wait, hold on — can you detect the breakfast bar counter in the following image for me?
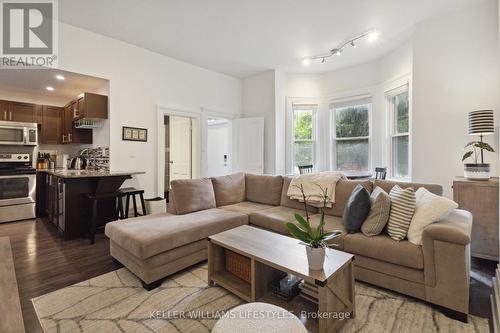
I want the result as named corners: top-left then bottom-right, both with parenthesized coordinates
top-left (38, 169), bottom-right (145, 178)
top-left (36, 170), bottom-right (145, 240)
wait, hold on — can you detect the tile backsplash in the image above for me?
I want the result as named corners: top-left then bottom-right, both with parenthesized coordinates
top-left (79, 147), bottom-right (109, 171)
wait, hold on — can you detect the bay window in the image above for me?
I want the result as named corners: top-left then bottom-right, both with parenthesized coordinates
top-left (331, 99), bottom-right (371, 172)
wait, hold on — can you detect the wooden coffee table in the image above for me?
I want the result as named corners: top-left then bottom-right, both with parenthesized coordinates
top-left (208, 225), bottom-right (355, 333)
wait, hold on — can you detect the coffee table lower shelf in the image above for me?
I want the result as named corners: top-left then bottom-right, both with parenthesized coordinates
top-left (208, 238), bottom-right (355, 333)
top-left (210, 270), bottom-right (252, 301)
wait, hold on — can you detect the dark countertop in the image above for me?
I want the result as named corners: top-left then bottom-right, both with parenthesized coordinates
top-left (37, 169), bottom-right (145, 179)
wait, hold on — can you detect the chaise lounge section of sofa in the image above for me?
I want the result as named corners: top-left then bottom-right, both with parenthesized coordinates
top-left (105, 172), bottom-right (472, 317)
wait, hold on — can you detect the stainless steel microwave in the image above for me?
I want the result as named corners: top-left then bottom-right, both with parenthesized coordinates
top-left (0, 121), bottom-right (37, 146)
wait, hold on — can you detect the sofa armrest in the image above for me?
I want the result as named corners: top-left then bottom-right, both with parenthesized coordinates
top-left (422, 209), bottom-right (472, 246)
top-left (422, 209), bottom-right (472, 314)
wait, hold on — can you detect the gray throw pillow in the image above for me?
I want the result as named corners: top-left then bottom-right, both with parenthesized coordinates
top-left (342, 184), bottom-right (371, 233)
top-left (361, 186), bottom-right (391, 236)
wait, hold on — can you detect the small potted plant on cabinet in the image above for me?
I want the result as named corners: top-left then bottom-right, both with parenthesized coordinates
top-left (462, 141), bottom-right (495, 180)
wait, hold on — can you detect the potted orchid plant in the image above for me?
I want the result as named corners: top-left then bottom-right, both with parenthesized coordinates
top-left (285, 184), bottom-right (342, 270)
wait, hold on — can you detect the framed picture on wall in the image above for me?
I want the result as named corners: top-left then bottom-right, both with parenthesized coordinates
top-left (122, 126), bottom-right (148, 142)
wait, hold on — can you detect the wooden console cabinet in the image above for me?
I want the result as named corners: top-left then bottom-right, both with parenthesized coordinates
top-left (453, 177), bottom-right (499, 261)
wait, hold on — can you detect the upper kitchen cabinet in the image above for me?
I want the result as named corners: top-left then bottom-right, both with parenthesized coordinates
top-left (62, 102), bottom-right (92, 144)
top-left (10, 102), bottom-right (36, 122)
top-left (73, 93), bottom-right (108, 121)
top-left (0, 100), bottom-right (9, 121)
top-left (0, 100), bottom-right (35, 122)
top-left (40, 105), bottom-right (62, 144)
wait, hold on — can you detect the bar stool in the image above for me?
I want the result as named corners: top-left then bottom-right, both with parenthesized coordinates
top-left (87, 192), bottom-right (123, 244)
top-left (117, 187), bottom-right (146, 219)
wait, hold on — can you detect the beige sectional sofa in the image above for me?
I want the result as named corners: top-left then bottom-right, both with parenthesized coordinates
top-left (105, 173), bottom-right (472, 318)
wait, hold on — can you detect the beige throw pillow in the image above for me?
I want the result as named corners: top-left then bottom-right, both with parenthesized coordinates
top-left (387, 185), bottom-right (416, 241)
top-left (361, 186), bottom-right (391, 236)
top-left (407, 187), bottom-right (458, 245)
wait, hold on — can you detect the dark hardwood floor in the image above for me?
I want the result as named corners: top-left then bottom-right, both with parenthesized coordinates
top-left (0, 218), bottom-right (121, 333)
top-left (0, 218), bottom-right (496, 332)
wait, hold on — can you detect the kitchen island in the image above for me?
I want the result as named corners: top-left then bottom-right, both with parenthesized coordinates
top-left (36, 170), bottom-right (145, 240)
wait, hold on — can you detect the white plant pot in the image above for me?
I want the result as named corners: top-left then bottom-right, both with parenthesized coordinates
top-left (306, 246), bottom-right (325, 270)
top-left (464, 163), bottom-right (491, 180)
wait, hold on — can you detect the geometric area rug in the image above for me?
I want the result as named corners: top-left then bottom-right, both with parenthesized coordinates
top-left (32, 263), bottom-right (489, 333)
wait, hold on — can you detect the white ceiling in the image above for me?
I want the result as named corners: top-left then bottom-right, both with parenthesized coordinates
top-left (59, 0), bottom-right (485, 78)
top-left (0, 69), bottom-right (108, 101)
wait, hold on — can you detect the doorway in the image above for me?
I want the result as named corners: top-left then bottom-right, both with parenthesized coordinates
top-left (206, 117), bottom-right (231, 177)
top-left (164, 115), bottom-right (193, 198)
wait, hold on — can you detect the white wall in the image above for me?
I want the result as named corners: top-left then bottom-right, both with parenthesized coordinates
top-left (242, 70), bottom-right (276, 174)
top-left (57, 23), bottom-right (242, 197)
top-left (412, 0), bottom-right (499, 197)
top-left (274, 70), bottom-right (287, 175)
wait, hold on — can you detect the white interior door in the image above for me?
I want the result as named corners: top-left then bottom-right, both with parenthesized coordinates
top-left (169, 116), bottom-right (192, 181)
top-left (232, 117), bottom-right (264, 174)
top-left (206, 119), bottom-right (231, 177)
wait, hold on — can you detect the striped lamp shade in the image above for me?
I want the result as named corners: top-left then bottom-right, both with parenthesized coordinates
top-left (468, 110), bottom-right (495, 135)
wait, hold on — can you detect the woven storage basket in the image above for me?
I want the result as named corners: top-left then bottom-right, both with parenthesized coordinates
top-left (225, 250), bottom-right (251, 283)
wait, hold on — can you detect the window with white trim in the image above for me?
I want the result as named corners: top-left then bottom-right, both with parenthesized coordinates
top-left (387, 85), bottom-right (410, 179)
top-left (331, 98), bottom-right (371, 172)
top-left (292, 104), bottom-right (316, 173)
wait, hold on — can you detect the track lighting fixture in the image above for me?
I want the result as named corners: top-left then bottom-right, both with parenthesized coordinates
top-left (302, 29), bottom-right (379, 65)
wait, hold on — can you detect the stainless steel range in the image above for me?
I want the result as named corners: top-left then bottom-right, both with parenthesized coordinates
top-left (0, 153), bottom-right (36, 223)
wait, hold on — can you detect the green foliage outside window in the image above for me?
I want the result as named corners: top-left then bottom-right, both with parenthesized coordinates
top-left (335, 106), bottom-right (369, 138)
top-left (395, 92), bottom-right (409, 133)
top-left (293, 109), bottom-right (314, 168)
top-left (294, 110), bottom-right (312, 140)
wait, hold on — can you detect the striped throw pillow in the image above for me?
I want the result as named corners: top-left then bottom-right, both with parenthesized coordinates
top-left (387, 185), bottom-right (416, 241)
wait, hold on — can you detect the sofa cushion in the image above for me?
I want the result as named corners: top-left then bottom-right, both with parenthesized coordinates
top-left (105, 209), bottom-right (248, 260)
top-left (374, 179), bottom-right (443, 196)
top-left (280, 176), bottom-right (318, 213)
top-left (323, 180), bottom-right (373, 217)
top-left (212, 173), bottom-right (246, 207)
top-left (170, 178), bottom-right (216, 214)
top-left (361, 186), bottom-right (391, 236)
top-left (343, 233), bottom-right (424, 269)
top-left (342, 184), bottom-right (371, 233)
top-left (245, 174), bottom-right (283, 206)
top-left (219, 201), bottom-right (274, 215)
top-left (249, 206), bottom-right (306, 234)
top-left (308, 214), bottom-right (346, 249)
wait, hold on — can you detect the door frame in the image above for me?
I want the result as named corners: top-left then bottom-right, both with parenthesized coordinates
top-left (156, 105), bottom-right (201, 197)
top-left (202, 107), bottom-right (236, 177)
top-left (156, 105), bottom-right (238, 197)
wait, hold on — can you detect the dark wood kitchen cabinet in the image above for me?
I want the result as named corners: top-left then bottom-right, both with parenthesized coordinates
top-left (73, 93), bottom-right (108, 120)
top-left (0, 100), bottom-right (35, 122)
top-left (62, 101), bottom-right (92, 144)
top-left (0, 100), bottom-right (9, 121)
top-left (10, 102), bottom-right (35, 122)
top-left (40, 105), bottom-right (62, 144)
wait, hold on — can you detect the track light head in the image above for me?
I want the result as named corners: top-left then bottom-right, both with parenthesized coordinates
top-left (367, 30), bottom-right (380, 42)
